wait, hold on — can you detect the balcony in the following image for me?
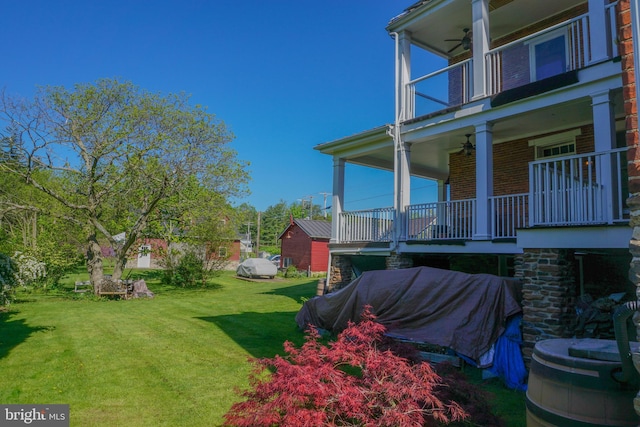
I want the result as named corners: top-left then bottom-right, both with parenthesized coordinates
top-left (405, 4), bottom-right (619, 120)
top-left (335, 149), bottom-right (627, 244)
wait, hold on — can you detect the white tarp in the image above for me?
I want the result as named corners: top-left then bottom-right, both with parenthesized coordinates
top-left (236, 258), bottom-right (277, 278)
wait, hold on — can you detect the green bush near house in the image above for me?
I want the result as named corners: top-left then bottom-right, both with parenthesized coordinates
top-left (0, 270), bottom-right (526, 426)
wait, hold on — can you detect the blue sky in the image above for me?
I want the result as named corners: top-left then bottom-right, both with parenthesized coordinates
top-left (1, 0), bottom-right (436, 212)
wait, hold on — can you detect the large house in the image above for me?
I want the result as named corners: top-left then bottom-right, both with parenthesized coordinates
top-left (315, 0), bottom-right (640, 363)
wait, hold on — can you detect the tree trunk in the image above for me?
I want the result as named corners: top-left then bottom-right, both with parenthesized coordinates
top-left (111, 251), bottom-right (127, 283)
top-left (86, 232), bottom-right (104, 295)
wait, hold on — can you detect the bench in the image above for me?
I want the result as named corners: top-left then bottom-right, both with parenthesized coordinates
top-left (97, 279), bottom-right (129, 299)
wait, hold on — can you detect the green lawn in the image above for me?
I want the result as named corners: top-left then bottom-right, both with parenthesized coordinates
top-left (0, 270), bottom-right (526, 426)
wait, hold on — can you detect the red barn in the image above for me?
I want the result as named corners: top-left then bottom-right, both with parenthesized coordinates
top-left (279, 219), bottom-right (331, 273)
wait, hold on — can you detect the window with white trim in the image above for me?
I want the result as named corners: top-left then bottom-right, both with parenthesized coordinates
top-left (529, 129), bottom-right (581, 159)
top-left (528, 29), bottom-right (568, 82)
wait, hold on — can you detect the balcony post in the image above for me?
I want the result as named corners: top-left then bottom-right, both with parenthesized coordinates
top-left (471, 0), bottom-right (489, 100)
top-left (396, 30), bottom-right (412, 120)
top-left (437, 179), bottom-right (447, 202)
top-left (394, 139), bottom-right (411, 242)
top-left (592, 90), bottom-right (616, 223)
top-left (331, 157), bottom-right (345, 243)
top-left (474, 122), bottom-right (493, 240)
top-left (588, 0), bottom-right (610, 64)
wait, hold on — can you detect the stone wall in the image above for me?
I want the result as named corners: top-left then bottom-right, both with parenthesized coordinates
top-left (327, 255), bottom-right (353, 293)
top-left (385, 253), bottom-right (414, 270)
top-left (515, 249), bottom-right (576, 364)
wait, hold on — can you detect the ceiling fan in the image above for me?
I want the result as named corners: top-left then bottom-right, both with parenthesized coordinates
top-left (445, 28), bottom-right (472, 54)
top-left (458, 134), bottom-right (475, 156)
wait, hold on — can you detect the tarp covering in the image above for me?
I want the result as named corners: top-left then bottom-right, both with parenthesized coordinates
top-left (295, 266), bottom-right (522, 364)
top-left (236, 258), bottom-right (277, 278)
top-left (487, 314), bottom-right (528, 390)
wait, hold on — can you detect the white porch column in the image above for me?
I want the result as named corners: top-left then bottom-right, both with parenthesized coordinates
top-left (592, 90), bottom-right (616, 152)
top-left (331, 157), bottom-right (345, 243)
top-left (394, 139), bottom-right (411, 242)
top-left (588, 0), bottom-right (610, 64)
top-left (591, 90), bottom-right (616, 223)
top-left (437, 179), bottom-right (447, 202)
top-left (396, 31), bottom-right (413, 121)
top-left (474, 122), bottom-right (493, 240)
top-left (471, 0), bottom-right (490, 100)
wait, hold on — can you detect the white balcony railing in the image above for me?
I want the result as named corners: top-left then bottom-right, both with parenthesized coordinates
top-left (335, 149), bottom-right (627, 244)
top-left (338, 207), bottom-right (395, 243)
top-left (406, 59), bottom-right (472, 119)
top-left (406, 199), bottom-right (475, 240)
top-left (404, 5), bottom-right (618, 119)
top-left (529, 148), bottom-right (628, 226)
top-left (490, 193), bottom-right (529, 239)
top-left (486, 14), bottom-right (590, 96)
top-left (606, 1), bottom-right (620, 58)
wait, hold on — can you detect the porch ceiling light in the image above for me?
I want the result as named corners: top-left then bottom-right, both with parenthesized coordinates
top-left (461, 134), bottom-right (475, 156)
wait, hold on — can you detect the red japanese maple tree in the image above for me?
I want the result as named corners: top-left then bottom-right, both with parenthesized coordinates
top-left (224, 307), bottom-right (469, 427)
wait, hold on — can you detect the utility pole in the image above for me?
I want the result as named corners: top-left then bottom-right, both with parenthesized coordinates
top-left (256, 211), bottom-right (261, 256)
top-left (245, 221), bottom-right (252, 256)
top-left (319, 192), bottom-right (330, 218)
top-left (298, 197), bottom-right (308, 219)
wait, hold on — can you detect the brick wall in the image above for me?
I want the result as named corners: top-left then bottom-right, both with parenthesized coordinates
top-left (449, 125), bottom-right (594, 201)
top-left (619, 0), bottom-right (640, 310)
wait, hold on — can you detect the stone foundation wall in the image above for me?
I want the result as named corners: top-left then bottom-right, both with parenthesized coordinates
top-left (515, 249), bottom-right (576, 364)
top-left (327, 255), bottom-right (353, 293)
top-left (385, 253), bottom-right (414, 270)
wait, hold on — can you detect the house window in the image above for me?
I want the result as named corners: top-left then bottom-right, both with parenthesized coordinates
top-left (529, 128), bottom-right (581, 159)
top-left (218, 246), bottom-right (227, 258)
top-left (540, 142), bottom-right (575, 158)
top-left (529, 30), bottom-right (567, 82)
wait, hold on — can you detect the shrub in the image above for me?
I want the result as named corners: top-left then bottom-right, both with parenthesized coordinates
top-left (12, 251), bottom-right (46, 287)
top-left (0, 253), bottom-right (16, 306)
top-left (283, 265), bottom-right (302, 278)
top-left (224, 307), bottom-right (468, 427)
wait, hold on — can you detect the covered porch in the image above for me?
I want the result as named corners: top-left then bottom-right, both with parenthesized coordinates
top-left (335, 147), bottom-right (628, 245)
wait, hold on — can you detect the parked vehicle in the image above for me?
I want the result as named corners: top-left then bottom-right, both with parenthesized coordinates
top-left (269, 254), bottom-right (281, 267)
top-left (236, 258), bottom-right (277, 279)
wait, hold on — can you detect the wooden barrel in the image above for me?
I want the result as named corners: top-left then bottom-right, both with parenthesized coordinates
top-left (526, 338), bottom-right (639, 426)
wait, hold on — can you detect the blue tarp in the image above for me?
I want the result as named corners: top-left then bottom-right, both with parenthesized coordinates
top-left (487, 314), bottom-right (528, 391)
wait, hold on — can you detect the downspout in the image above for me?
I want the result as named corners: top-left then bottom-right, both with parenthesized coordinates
top-left (613, 300), bottom-right (640, 384)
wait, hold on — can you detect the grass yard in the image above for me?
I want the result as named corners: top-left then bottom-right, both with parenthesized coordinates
top-left (0, 270), bottom-right (526, 426)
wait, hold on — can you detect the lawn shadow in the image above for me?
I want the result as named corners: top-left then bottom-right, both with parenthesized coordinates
top-left (260, 280), bottom-right (319, 304)
top-left (197, 311), bottom-right (306, 359)
top-left (0, 310), bottom-right (55, 360)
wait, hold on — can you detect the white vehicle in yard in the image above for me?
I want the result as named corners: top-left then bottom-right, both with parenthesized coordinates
top-left (236, 258), bottom-right (277, 279)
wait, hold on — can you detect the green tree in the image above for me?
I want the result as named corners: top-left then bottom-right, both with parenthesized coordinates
top-left (0, 79), bottom-right (248, 291)
top-left (259, 200), bottom-right (290, 250)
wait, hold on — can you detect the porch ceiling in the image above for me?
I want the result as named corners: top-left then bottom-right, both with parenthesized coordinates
top-left (388, 0), bottom-right (584, 58)
top-left (315, 91), bottom-right (625, 182)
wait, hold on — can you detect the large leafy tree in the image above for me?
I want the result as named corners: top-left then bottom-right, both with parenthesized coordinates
top-left (0, 79), bottom-right (248, 290)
